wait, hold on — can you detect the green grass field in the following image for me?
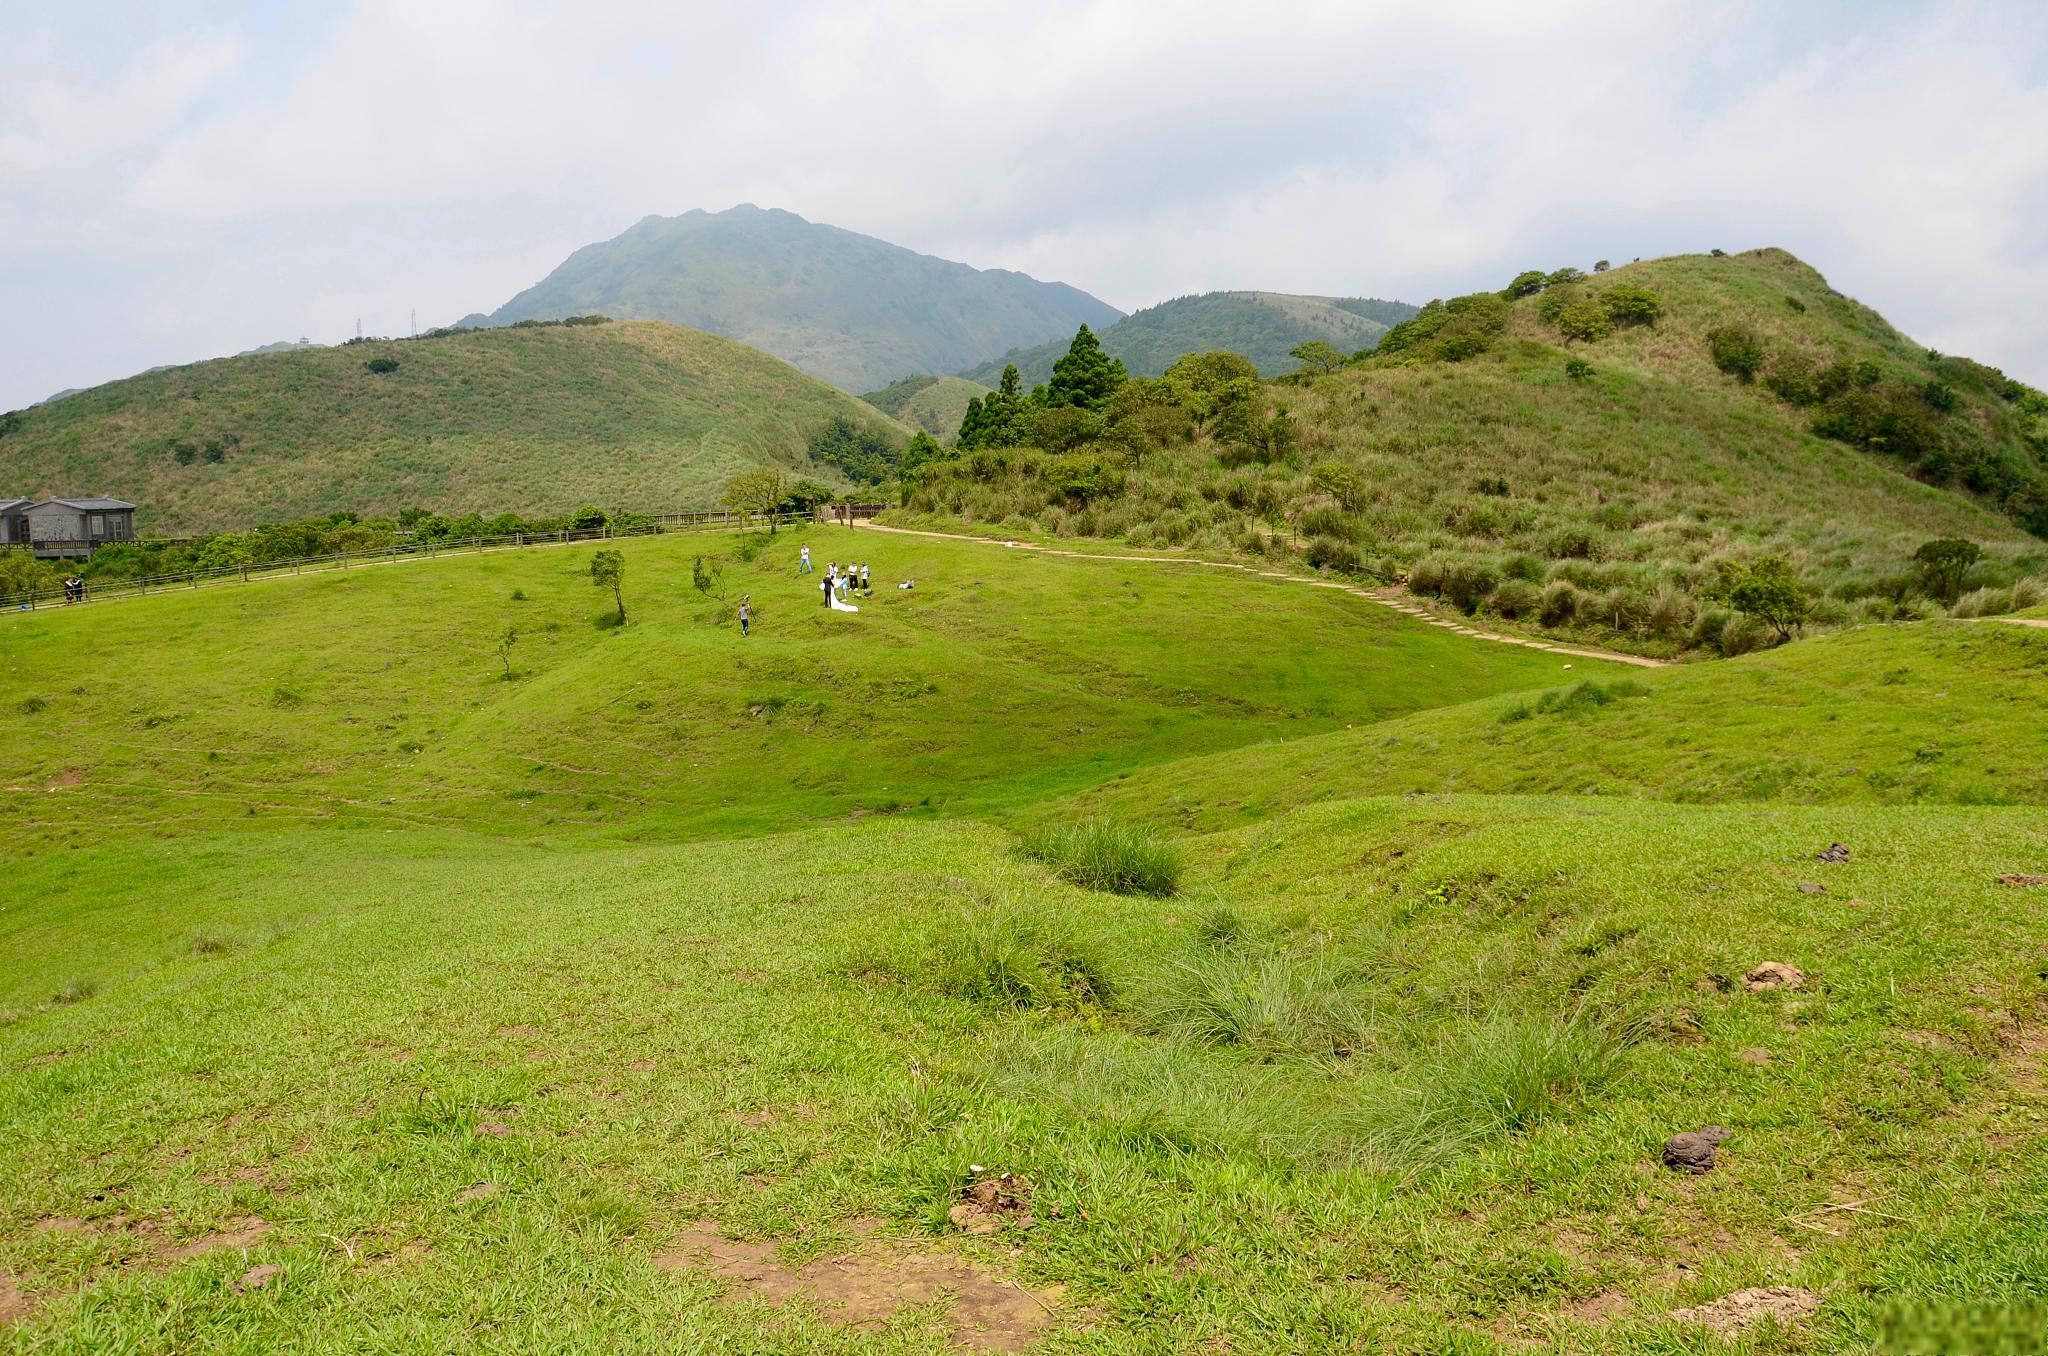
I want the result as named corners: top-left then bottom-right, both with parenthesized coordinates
top-left (3, 528), bottom-right (2045, 1353)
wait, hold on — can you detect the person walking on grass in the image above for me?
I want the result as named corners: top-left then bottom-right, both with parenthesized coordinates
top-left (799, 544), bottom-right (812, 575)
top-left (739, 596), bottom-right (751, 637)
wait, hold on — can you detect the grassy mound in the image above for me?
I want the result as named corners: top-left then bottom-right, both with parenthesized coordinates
top-left (2, 522), bottom-right (2044, 1350)
top-left (0, 322), bottom-right (906, 532)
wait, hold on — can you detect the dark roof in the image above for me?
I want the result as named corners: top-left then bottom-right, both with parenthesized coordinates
top-left (43, 497), bottom-right (136, 511)
top-left (0, 499), bottom-right (31, 512)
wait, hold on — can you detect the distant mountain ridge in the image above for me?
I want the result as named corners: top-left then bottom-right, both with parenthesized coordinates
top-left (960, 291), bottom-right (1421, 387)
top-left (474, 205), bottom-right (1123, 393)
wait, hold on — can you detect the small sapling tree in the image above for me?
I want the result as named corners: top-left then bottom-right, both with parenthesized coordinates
top-left (498, 626), bottom-right (519, 680)
top-left (723, 466), bottom-right (792, 532)
top-left (1714, 555), bottom-right (1812, 643)
top-left (590, 549), bottom-right (626, 624)
top-left (1289, 340), bottom-right (1348, 374)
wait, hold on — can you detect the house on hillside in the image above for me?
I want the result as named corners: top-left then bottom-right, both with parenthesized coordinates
top-left (5, 497), bottom-right (138, 558)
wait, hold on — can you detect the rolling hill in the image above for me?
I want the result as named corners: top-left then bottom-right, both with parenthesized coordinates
top-left (3, 527), bottom-right (2045, 1351)
top-left (906, 248), bottom-right (2047, 654)
top-left (474, 205), bottom-right (1122, 392)
top-left (0, 320), bottom-right (908, 533)
top-left (960, 290), bottom-right (1420, 386)
top-left (859, 374), bottom-right (993, 441)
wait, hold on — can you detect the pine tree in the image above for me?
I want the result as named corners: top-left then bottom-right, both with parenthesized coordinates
top-left (1045, 324), bottom-right (1128, 411)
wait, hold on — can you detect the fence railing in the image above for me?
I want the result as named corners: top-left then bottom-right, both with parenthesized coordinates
top-left (2, 508), bottom-right (813, 613)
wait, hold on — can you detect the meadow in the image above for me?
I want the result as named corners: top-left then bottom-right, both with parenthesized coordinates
top-left (2, 527), bottom-right (2045, 1353)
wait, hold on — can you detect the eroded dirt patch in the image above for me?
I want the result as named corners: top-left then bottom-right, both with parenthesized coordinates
top-left (1669, 1286), bottom-right (1819, 1334)
top-left (656, 1219), bottom-right (1058, 1351)
top-left (0, 1273), bottom-right (31, 1325)
top-left (163, 1217), bottom-right (270, 1261)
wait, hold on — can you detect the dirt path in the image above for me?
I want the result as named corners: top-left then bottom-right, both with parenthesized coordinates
top-left (1994, 617), bottom-right (2048, 628)
top-left (847, 521), bottom-right (1668, 668)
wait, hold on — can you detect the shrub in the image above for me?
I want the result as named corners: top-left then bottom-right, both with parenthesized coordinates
top-left (1296, 505), bottom-right (1355, 539)
top-left (1538, 579), bottom-right (1582, 626)
top-left (1913, 538), bottom-right (1982, 603)
top-left (1502, 270), bottom-right (1549, 299)
top-left (1439, 560), bottom-right (1499, 613)
top-left (1707, 325), bottom-right (1766, 380)
top-left (1564, 359), bottom-right (1594, 382)
top-left (1406, 554), bottom-right (1448, 596)
top-left (1923, 380), bottom-right (1959, 413)
top-left (1019, 819), bottom-right (1182, 897)
top-left (1490, 578), bottom-right (1542, 618)
top-left (52, 977), bottom-right (98, 1004)
top-left (364, 357), bottom-right (399, 374)
top-left (1712, 555), bottom-right (1814, 642)
top-left (1554, 301), bottom-right (1611, 344)
top-left (1309, 462), bottom-right (1371, 511)
top-left (2013, 577), bottom-right (2046, 610)
top-left (1305, 536), bottom-right (1362, 574)
top-left (1599, 283), bottom-right (1663, 327)
top-left (1151, 943), bottom-right (1367, 1060)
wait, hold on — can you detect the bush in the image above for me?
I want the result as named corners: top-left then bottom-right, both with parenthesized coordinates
top-left (1019, 819), bottom-right (1182, 897)
top-left (1440, 560), bottom-right (1499, 613)
top-left (1554, 301), bottom-right (1611, 344)
top-left (1490, 578), bottom-right (1542, 618)
top-left (1564, 359), bottom-right (1594, 382)
top-left (1306, 535), bottom-right (1362, 574)
top-left (1707, 325), bottom-right (1766, 380)
top-left (1953, 585), bottom-right (2015, 619)
top-left (364, 357), bottom-right (399, 374)
top-left (1538, 579), bottom-right (1582, 626)
top-left (1599, 283), bottom-right (1663, 327)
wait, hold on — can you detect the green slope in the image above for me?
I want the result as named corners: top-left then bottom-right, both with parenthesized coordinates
top-left (3, 531), bottom-right (2046, 1351)
top-left (861, 374), bottom-right (992, 441)
top-left (0, 321), bottom-right (908, 533)
top-left (482, 205), bottom-right (1123, 392)
top-left (907, 249), bottom-right (2046, 653)
top-left (961, 290), bottom-right (1421, 386)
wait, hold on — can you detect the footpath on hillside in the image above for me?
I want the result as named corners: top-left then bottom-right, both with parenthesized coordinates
top-left (848, 520), bottom-right (1668, 669)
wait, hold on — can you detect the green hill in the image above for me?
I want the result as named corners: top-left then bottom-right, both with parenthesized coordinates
top-left (0, 320), bottom-right (908, 533)
top-left (961, 291), bottom-right (1420, 386)
top-left (860, 374), bottom-right (993, 441)
top-left (3, 531), bottom-right (2045, 1351)
top-left (479, 205), bottom-right (1123, 392)
top-left (906, 249), bottom-right (2047, 654)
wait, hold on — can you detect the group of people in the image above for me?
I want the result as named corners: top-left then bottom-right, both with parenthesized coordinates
top-left (798, 543), bottom-right (870, 608)
top-left (62, 577), bottom-right (86, 603)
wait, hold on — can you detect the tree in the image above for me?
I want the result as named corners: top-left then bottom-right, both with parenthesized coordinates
top-left (780, 478), bottom-right (834, 517)
top-left (1593, 259), bottom-right (1611, 273)
top-left (570, 504), bottom-right (608, 532)
top-left (897, 432), bottom-right (945, 480)
top-left (959, 365), bottom-right (1030, 448)
top-left (1554, 301), bottom-right (1611, 345)
top-left (1289, 340), bottom-right (1348, 374)
top-left (1309, 462), bottom-right (1369, 511)
top-left (1045, 324), bottom-right (1127, 410)
top-left (1713, 556), bottom-right (1812, 643)
top-left (1162, 350), bottom-right (1260, 431)
top-left (1912, 538), bottom-right (1981, 603)
top-left (589, 549), bottom-right (626, 623)
top-left (723, 465), bottom-right (793, 532)
top-left (1599, 283), bottom-right (1664, 327)
top-left (1502, 270), bottom-right (1548, 300)
top-left (498, 626), bottom-right (519, 680)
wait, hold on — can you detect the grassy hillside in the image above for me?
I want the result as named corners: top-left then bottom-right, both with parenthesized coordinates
top-left (860, 374), bottom-right (992, 441)
top-left (906, 249), bottom-right (2047, 655)
top-left (963, 291), bottom-right (1420, 387)
top-left (483, 205), bottom-right (1122, 392)
top-left (0, 321), bottom-right (908, 533)
top-left (2, 531), bottom-right (2045, 1352)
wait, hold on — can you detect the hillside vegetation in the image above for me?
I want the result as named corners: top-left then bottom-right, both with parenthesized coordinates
top-left (0, 321), bottom-right (906, 533)
top-left (3, 531), bottom-right (2046, 1352)
top-left (860, 374), bottom-right (992, 441)
top-left (477, 205), bottom-right (1122, 392)
top-left (962, 290), bottom-right (1418, 386)
top-left (904, 250), bottom-right (2048, 655)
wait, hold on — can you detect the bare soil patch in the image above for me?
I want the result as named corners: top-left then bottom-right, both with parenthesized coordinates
top-left (233, 1263), bottom-right (280, 1293)
top-left (1995, 873), bottom-right (2048, 887)
top-left (656, 1219), bottom-right (1058, 1351)
top-left (163, 1217), bottom-right (270, 1261)
top-left (949, 1172), bottom-right (1035, 1236)
top-left (1669, 1286), bottom-right (1819, 1334)
top-left (0, 1273), bottom-right (31, 1325)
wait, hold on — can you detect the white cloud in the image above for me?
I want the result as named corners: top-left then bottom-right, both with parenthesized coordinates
top-left (5, 0), bottom-right (2048, 409)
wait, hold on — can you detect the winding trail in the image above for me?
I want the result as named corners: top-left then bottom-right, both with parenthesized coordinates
top-left (847, 520), bottom-right (1668, 668)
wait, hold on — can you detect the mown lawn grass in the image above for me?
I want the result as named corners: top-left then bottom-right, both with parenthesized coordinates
top-left (2, 798), bottom-right (2044, 1352)
top-left (2, 526), bottom-right (2045, 1352)
top-left (0, 528), bottom-right (1595, 857)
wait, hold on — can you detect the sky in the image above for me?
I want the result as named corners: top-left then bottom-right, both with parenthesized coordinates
top-left (4, 0), bottom-right (2048, 409)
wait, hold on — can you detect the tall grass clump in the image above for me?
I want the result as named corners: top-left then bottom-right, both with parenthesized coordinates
top-left (926, 908), bottom-right (1116, 1015)
top-left (1151, 942), bottom-right (1368, 1061)
top-left (1347, 1006), bottom-right (1637, 1172)
top-left (1019, 818), bottom-right (1182, 897)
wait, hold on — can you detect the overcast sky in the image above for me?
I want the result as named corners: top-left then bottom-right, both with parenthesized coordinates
top-left (5, 0), bottom-right (2047, 409)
